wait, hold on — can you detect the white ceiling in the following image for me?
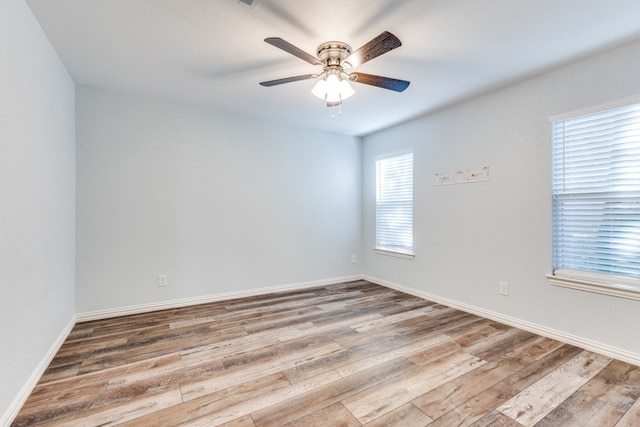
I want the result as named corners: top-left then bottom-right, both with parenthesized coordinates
top-left (26, 0), bottom-right (640, 136)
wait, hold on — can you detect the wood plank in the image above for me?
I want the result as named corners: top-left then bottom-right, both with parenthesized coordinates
top-left (182, 371), bottom-right (342, 426)
top-left (219, 332), bottom-right (338, 370)
top-left (616, 397), bottom-right (640, 427)
top-left (28, 388), bottom-right (183, 427)
top-left (342, 351), bottom-right (485, 424)
top-left (335, 334), bottom-right (451, 377)
top-left (251, 357), bottom-right (419, 427)
top-left (534, 389), bottom-right (624, 427)
top-left (275, 313), bottom-right (383, 342)
top-left (422, 382), bottom-right (520, 427)
top-left (462, 328), bottom-right (537, 362)
top-left (15, 354), bottom-right (189, 423)
top-left (118, 372), bottom-right (295, 426)
top-left (470, 410), bottom-right (525, 427)
top-left (181, 342), bottom-right (344, 401)
top-left (497, 351), bottom-right (612, 425)
top-left (411, 354), bottom-right (530, 419)
top-left (534, 360), bottom-right (640, 426)
top-left (413, 343), bottom-right (584, 426)
top-left (217, 415), bottom-right (256, 427)
top-left (280, 402), bottom-right (361, 427)
top-left (405, 337), bottom-right (466, 366)
top-left (333, 310), bottom-right (476, 353)
top-left (179, 329), bottom-right (285, 365)
top-left (281, 322), bottom-right (463, 384)
top-left (504, 335), bottom-right (566, 363)
top-left (579, 359), bottom-right (640, 407)
top-left (363, 402), bottom-right (432, 427)
top-left (350, 307), bottom-right (434, 332)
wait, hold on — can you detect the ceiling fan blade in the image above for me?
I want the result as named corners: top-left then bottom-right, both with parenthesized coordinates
top-left (344, 31), bottom-right (402, 68)
top-left (264, 37), bottom-right (323, 66)
top-left (259, 74), bottom-right (317, 87)
top-left (350, 72), bottom-right (410, 92)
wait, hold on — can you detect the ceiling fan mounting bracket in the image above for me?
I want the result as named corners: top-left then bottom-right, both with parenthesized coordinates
top-left (316, 41), bottom-right (352, 69)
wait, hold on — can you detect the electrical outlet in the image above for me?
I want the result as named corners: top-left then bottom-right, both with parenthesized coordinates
top-left (158, 274), bottom-right (168, 287)
top-left (351, 255), bottom-right (357, 264)
top-left (499, 281), bottom-right (509, 296)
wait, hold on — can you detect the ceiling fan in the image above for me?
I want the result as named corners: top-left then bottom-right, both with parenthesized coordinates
top-left (259, 31), bottom-right (410, 107)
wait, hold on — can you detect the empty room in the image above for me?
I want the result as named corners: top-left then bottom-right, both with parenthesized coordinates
top-left (2, 0), bottom-right (640, 425)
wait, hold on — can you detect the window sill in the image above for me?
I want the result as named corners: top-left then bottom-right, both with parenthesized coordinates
top-left (547, 274), bottom-right (640, 301)
top-left (373, 248), bottom-right (415, 260)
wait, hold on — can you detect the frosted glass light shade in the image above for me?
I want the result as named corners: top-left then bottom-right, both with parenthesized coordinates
top-left (338, 79), bottom-right (355, 100)
top-left (325, 74), bottom-right (341, 103)
top-left (311, 79), bottom-right (327, 99)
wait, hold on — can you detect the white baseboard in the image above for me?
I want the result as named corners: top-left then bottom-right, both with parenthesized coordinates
top-left (1, 316), bottom-right (76, 427)
top-left (75, 275), bottom-right (363, 322)
top-left (364, 275), bottom-right (640, 367)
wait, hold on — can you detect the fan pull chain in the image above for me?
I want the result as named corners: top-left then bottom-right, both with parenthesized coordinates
top-left (331, 101), bottom-right (342, 119)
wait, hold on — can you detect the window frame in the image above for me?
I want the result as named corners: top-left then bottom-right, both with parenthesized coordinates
top-left (548, 98), bottom-right (640, 300)
top-left (374, 151), bottom-right (415, 260)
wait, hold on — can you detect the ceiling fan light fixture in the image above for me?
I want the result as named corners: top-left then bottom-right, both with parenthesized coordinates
top-left (311, 72), bottom-right (355, 105)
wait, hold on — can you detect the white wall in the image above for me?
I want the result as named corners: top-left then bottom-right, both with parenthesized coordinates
top-left (0, 0), bottom-right (76, 421)
top-left (75, 86), bottom-right (362, 313)
top-left (362, 39), bottom-right (640, 356)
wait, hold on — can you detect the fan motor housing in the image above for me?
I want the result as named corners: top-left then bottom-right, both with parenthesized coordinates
top-left (316, 41), bottom-right (352, 68)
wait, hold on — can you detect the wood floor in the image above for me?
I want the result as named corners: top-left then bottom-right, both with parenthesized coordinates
top-left (12, 280), bottom-right (640, 426)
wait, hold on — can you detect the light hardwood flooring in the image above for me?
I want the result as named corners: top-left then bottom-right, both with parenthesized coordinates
top-left (12, 280), bottom-right (640, 426)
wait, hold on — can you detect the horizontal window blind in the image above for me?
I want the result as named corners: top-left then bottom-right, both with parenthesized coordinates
top-left (552, 102), bottom-right (640, 283)
top-left (376, 152), bottom-right (413, 254)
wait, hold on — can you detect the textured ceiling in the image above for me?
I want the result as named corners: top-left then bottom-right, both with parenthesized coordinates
top-left (26, 0), bottom-right (640, 136)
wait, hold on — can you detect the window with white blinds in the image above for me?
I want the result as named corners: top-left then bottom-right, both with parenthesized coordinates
top-left (551, 101), bottom-right (640, 292)
top-left (375, 152), bottom-right (414, 257)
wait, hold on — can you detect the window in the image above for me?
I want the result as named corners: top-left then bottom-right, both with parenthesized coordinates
top-left (549, 101), bottom-right (640, 298)
top-left (375, 152), bottom-right (414, 258)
